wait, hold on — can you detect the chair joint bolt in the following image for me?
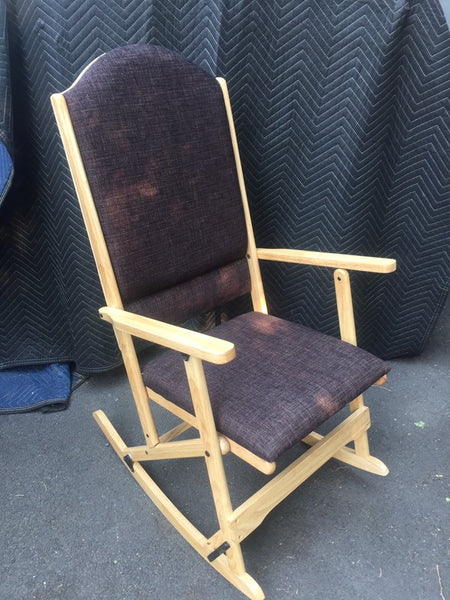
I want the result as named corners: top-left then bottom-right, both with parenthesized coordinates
top-left (207, 541), bottom-right (230, 562)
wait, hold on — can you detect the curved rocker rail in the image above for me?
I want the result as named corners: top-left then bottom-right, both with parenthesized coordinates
top-left (93, 403), bottom-right (381, 599)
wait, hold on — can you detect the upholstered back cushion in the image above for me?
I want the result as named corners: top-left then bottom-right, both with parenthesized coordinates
top-left (64, 45), bottom-right (250, 323)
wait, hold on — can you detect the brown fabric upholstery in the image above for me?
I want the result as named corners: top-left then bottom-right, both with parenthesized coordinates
top-left (126, 258), bottom-right (250, 326)
top-left (142, 312), bottom-right (390, 463)
top-left (64, 45), bottom-right (250, 322)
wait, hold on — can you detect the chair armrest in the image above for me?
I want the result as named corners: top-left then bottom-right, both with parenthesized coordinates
top-left (99, 307), bottom-right (235, 365)
top-left (256, 248), bottom-right (396, 273)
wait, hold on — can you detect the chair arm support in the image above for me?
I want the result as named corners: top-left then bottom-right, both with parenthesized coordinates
top-left (256, 248), bottom-right (396, 273)
top-left (99, 307), bottom-right (236, 365)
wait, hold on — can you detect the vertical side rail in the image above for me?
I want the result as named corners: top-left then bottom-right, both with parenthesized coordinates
top-left (217, 77), bottom-right (267, 315)
top-left (183, 356), bottom-right (246, 576)
top-left (334, 269), bottom-right (370, 457)
top-left (113, 328), bottom-right (160, 447)
top-left (51, 92), bottom-right (160, 448)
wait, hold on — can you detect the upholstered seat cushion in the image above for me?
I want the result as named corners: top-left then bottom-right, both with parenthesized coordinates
top-left (142, 312), bottom-right (390, 463)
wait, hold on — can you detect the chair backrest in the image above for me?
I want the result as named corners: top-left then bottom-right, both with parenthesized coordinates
top-left (62, 45), bottom-right (252, 324)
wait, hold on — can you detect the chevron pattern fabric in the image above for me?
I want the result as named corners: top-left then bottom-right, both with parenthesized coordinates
top-left (0, 0), bottom-right (449, 372)
top-left (0, 363), bottom-right (71, 413)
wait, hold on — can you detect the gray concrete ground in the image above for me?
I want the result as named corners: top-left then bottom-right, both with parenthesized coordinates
top-left (1, 299), bottom-right (448, 600)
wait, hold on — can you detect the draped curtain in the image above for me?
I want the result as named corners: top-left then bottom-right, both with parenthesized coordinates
top-left (1, 0), bottom-right (449, 373)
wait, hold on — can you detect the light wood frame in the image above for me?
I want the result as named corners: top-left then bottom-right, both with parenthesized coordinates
top-left (51, 65), bottom-right (396, 599)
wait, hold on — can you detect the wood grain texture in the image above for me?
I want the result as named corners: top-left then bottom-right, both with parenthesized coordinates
top-left (257, 248), bottom-right (396, 273)
top-left (99, 306), bottom-right (236, 365)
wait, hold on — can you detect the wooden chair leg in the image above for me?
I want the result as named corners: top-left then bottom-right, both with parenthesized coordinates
top-left (114, 328), bottom-right (159, 446)
top-left (183, 357), bottom-right (251, 578)
top-left (334, 268), bottom-right (373, 458)
top-left (93, 408), bottom-right (264, 599)
top-left (349, 394), bottom-right (370, 457)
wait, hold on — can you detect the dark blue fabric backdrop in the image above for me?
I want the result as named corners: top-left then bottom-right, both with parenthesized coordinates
top-left (0, 0), bottom-right (13, 204)
top-left (0, 0), bottom-right (449, 372)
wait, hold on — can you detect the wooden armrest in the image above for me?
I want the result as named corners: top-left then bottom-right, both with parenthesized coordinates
top-left (99, 307), bottom-right (235, 365)
top-left (256, 248), bottom-right (396, 273)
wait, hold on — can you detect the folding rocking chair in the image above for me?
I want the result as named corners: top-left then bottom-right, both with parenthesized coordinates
top-left (51, 44), bottom-right (396, 599)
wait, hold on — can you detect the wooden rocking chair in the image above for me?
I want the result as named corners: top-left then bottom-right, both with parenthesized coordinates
top-left (51, 44), bottom-right (396, 599)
